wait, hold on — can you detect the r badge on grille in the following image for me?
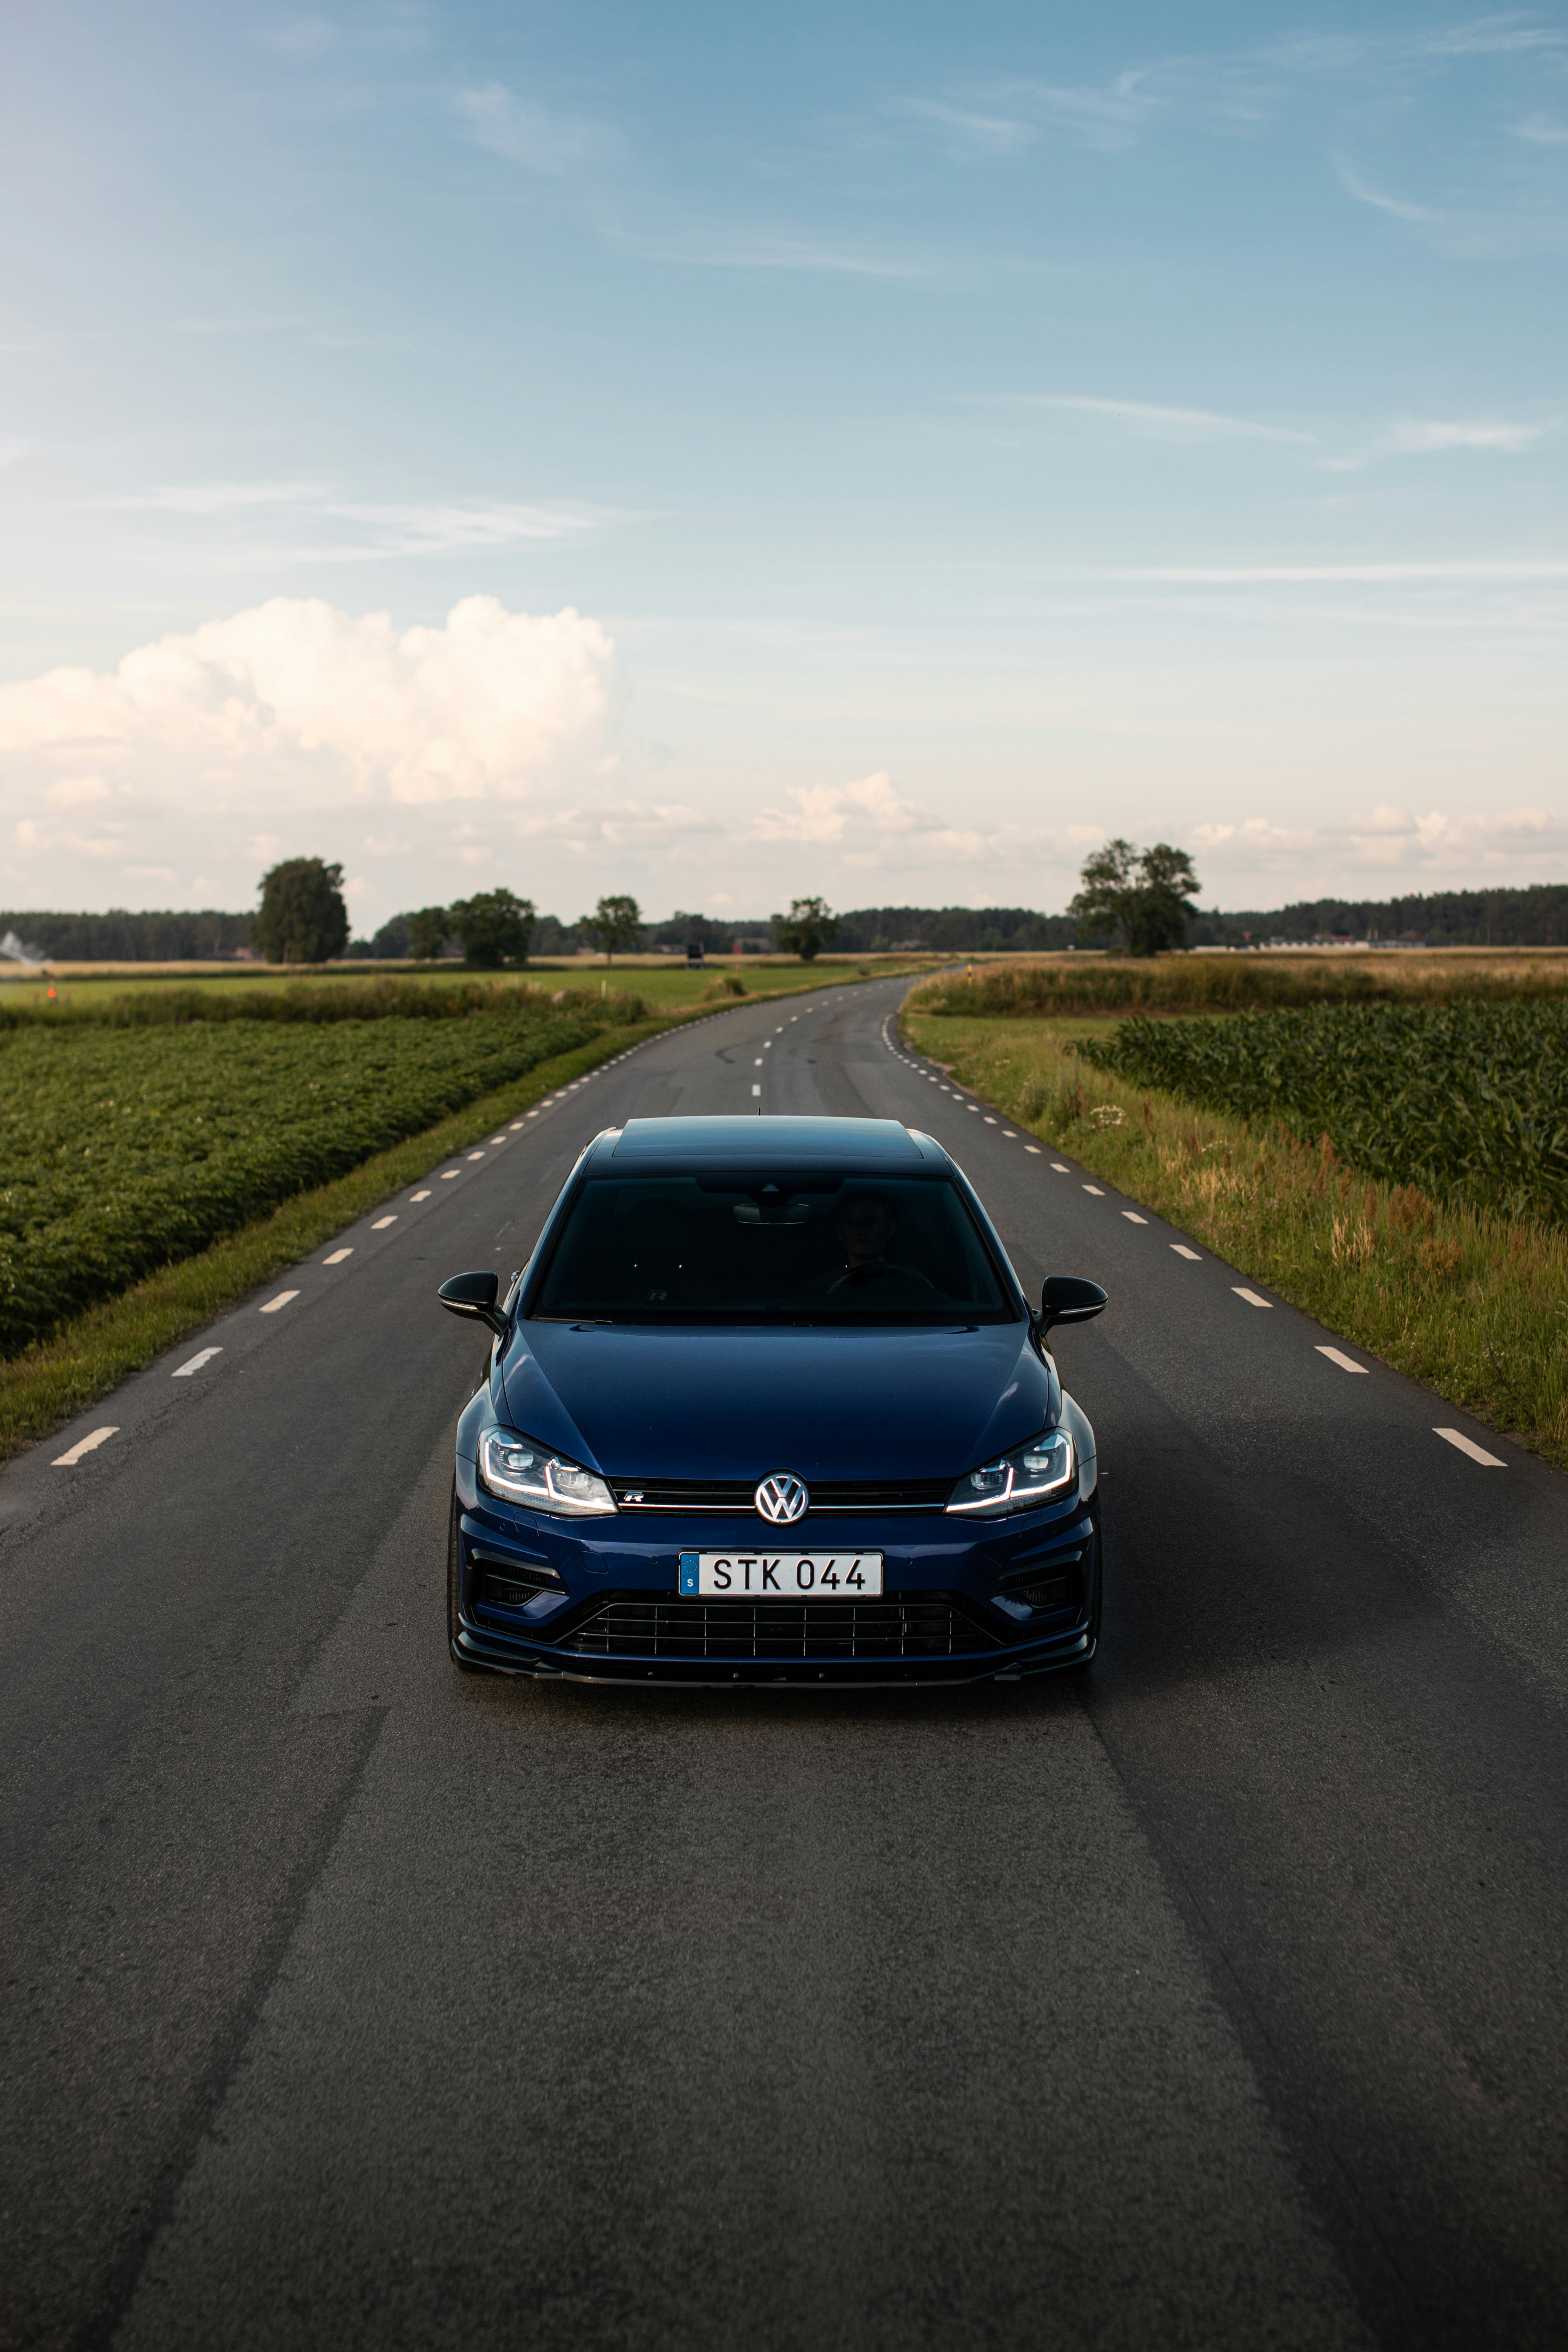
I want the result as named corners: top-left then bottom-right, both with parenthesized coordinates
top-left (754, 1472), bottom-right (809, 1524)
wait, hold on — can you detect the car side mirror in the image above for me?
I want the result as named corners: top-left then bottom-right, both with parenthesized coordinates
top-left (1040, 1275), bottom-right (1107, 1332)
top-left (438, 1270), bottom-right (509, 1340)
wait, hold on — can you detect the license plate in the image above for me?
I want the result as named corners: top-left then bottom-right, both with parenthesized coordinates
top-left (678, 1551), bottom-right (884, 1598)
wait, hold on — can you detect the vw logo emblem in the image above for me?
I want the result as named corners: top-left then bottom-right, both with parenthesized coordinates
top-left (755, 1472), bottom-right (809, 1525)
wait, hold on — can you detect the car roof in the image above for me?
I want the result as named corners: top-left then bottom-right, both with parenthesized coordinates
top-left (595, 1116), bottom-right (947, 1172)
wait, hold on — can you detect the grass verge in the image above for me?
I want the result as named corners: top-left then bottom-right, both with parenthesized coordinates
top-left (905, 1010), bottom-right (1568, 1475)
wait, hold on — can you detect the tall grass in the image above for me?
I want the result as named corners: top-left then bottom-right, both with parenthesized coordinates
top-left (910, 953), bottom-right (1568, 1020)
top-left (0, 976), bottom-right (647, 1030)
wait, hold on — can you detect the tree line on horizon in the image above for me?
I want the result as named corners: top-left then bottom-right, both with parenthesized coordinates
top-left (7, 871), bottom-right (1568, 965)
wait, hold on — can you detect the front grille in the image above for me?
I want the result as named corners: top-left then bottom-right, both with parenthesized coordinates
top-left (607, 1477), bottom-right (952, 1514)
top-left (557, 1596), bottom-right (1000, 1661)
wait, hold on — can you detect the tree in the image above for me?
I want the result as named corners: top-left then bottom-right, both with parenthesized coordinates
top-left (251, 858), bottom-right (349, 964)
top-left (406, 906), bottom-right (450, 962)
top-left (581, 894), bottom-right (643, 963)
top-left (772, 895), bottom-right (836, 962)
top-left (448, 888), bottom-right (535, 969)
top-left (1069, 839), bottom-right (1199, 958)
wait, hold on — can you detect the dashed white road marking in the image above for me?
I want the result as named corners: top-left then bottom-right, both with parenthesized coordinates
top-left (967, 1104), bottom-right (980, 1112)
top-left (527, 1109), bottom-right (539, 1118)
top-left (752, 1083), bottom-right (761, 1097)
top-left (1171, 1244), bottom-right (1201, 1261)
top-left (489, 1135), bottom-right (507, 1145)
top-left (755, 1058), bottom-right (763, 1066)
top-left (1024, 1145), bottom-right (1041, 1155)
top-left (508, 1121), bottom-right (525, 1130)
top-left (1435, 1427), bottom-right (1506, 1467)
top-left (1083, 1185), bottom-right (1104, 1197)
top-left (260, 1290), bottom-right (300, 1314)
top-left (984, 1116), bottom-right (997, 1125)
top-left (1233, 1288), bottom-right (1273, 1309)
top-left (410, 1189), bottom-right (432, 1202)
top-left (441, 1170), bottom-right (461, 1180)
top-left (323, 1248), bottom-right (354, 1265)
top-left (1051, 1162), bottom-right (1070, 1172)
top-left (172, 1348), bottom-right (221, 1378)
top-left (53, 1427), bottom-right (118, 1466)
top-left (466, 1150), bottom-right (486, 1161)
top-left (1122, 1211), bottom-right (1148, 1224)
top-left (1317, 1346), bottom-right (1369, 1375)
top-left (1002, 1129), bottom-right (1017, 1137)
top-left (372, 1216), bottom-right (396, 1231)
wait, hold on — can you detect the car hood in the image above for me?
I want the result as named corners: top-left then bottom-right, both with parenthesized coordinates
top-left (499, 1320), bottom-right (1054, 1481)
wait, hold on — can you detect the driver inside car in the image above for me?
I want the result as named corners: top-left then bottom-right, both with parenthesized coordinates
top-left (807, 1189), bottom-right (936, 1304)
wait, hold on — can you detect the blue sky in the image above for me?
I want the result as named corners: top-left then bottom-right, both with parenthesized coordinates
top-left (0, 3), bottom-right (1564, 930)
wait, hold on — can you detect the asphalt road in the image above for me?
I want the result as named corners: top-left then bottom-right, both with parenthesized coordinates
top-left (4, 976), bottom-right (1566, 2352)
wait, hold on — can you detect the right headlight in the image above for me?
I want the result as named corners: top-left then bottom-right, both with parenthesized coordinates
top-left (478, 1425), bottom-right (617, 1516)
top-left (945, 1428), bottom-right (1075, 1517)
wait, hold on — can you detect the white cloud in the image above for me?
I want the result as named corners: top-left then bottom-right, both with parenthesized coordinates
top-left (753, 771), bottom-right (1042, 870)
top-left (458, 84), bottom-right (620, 177)
top-left (887, 98), bottom-right (1035, 158)
top-left (1514, 114), bottom-right (1568, 144)
top-left (1384, 419), bottom-right (1544, 454)
top-left (965, 393), bottom-right (1311, 444)
top-left (1098, 560), bottom-right (1568, 582)
top-left (1193, 803), bottom-right (1567, 880)
top-left (0, 595), bottom-right (621, 818)
top-left (1335, 157), bottom-right (1568, 257)
top-left (95, 480), bottom-right (329, 514)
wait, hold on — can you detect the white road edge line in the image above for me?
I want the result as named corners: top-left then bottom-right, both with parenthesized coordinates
top-left (1171, 1245), bottom-right (1201, 1261)
top-left (1435, 1428), bottom-right (1506, 1467)
top-left (53, 1427), bottom-right (118, 1466)
top-left (259, 1290), bottom-right (300, 1314)
top-left (172, 1347), bottom-right (222, 1378)
top-left (1233, 1288), bottom-right (1273, 1309)
top-left (1317, 1346), bottom-right (1369, 1375)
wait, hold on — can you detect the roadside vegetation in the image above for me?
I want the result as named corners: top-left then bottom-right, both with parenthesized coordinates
top-left (1080, 1000), bottom-right (1568, 1229)
top-left (902, 1005), bottom-right (1568, 1474)
top-left (913, 948), bottom-right (1568, 1019)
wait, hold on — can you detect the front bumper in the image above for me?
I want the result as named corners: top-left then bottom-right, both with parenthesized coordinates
top-left (451, 1466), bottom-right (1098, 1687)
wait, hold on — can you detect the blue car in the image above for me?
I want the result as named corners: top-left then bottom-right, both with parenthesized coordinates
top-left (439, 1116), bottom-right (1106, 1686)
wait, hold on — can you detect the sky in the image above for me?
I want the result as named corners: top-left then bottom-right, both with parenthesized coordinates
top-left (0, 2), bottom-right (1564, 934)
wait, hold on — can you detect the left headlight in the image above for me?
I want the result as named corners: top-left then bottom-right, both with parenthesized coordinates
top-left (945, 1428), bottom-right (1075, 1517)
top-left (478, 1425), bottom-right (618, 1516)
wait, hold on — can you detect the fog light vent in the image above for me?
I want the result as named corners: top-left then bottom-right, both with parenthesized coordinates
top-left (1012, 1574), bottom-right (1076, 1611)
top-left (483, 1570), bottom-right (558, 1608)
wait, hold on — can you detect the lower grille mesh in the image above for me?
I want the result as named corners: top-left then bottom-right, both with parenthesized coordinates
top-left (558, 1596), bottom-right (1000, 1662)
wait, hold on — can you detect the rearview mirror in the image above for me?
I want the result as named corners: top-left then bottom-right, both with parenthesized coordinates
top-left (1040, 1275), bottom-right (1107, 1332)
top-left (438, 1270), bottom-right (509, 1340)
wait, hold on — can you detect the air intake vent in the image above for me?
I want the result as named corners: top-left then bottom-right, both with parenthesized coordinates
top-left (558, 1596), bottom-right (1000, 1661)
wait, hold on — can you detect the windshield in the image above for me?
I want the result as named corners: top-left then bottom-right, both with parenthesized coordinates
top-left (528, 1171), bottom-right (1017, 1325)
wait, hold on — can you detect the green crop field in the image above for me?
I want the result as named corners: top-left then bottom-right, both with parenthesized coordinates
top-left (0, 1002), bottom-right (609, 1352)
top-left (1078, 1000), bottom-right (1568, 1228)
